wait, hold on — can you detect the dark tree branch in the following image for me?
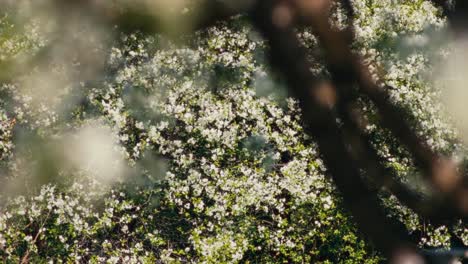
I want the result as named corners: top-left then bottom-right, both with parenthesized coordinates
top-left (249, 0), bottom-right (415, 258)
top-left (296, 0), bottom-right (468, 222)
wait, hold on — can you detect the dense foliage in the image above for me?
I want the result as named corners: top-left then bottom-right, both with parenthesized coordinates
top-left (0, 0), bottom-right (466, 263)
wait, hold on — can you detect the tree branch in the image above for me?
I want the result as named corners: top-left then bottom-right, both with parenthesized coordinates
top-left (249, 0), bottom-right (415, 258)
top-left (296, 0), bottom-right (468, 222)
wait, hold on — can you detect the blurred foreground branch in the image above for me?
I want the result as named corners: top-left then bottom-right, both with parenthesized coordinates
top-left (251, 0), bottom-right (467, 261)
top-left (249, 0), bottom-right (417, 259)
top-left (296, 0), bottom-right (468, 224)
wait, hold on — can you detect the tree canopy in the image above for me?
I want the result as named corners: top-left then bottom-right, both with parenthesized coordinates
top-left (0, 0), bottom-right (467, 263)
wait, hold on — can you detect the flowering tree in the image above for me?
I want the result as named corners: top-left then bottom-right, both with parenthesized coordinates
top-left (0, 0), bottom-right (467, 263)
